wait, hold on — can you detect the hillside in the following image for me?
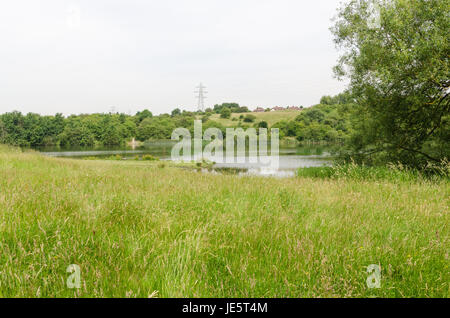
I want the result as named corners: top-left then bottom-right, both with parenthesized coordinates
top-left (207, 110), bottom-right (302, 127)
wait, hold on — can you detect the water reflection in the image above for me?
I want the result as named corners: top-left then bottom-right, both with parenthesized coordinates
top-left (208, 167), bottom-right (297, 178)
top-left (36, 142), bottom-right (332, 178)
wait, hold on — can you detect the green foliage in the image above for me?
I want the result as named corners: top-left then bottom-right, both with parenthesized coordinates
top-left (220, 107), bottom-right (232, 119)
top-left (171, 108), bottom-right (181, 116)
top-left (243, 114), bottom-right (256, 123)
top-left (332, 0), bottom-right (450, 167)
top-left (137, 117), bottom-right (176, 141)
top-left (59, 124), bottom-right (95, 148)
top-left (297, 164), bottom-right (421, 182)
top-left (107, 154), bottom-right (123, 160)
top-left (257, 121), bottom-right (268, 129)
top-left (0, 107), bottom-right (203, 147)
top-left (135, 109), bottom-right (153, 123)
top-left (298, 160), bottom-right (450, 181)
top-left (202, 120), bottom-right (226, 136)
top-left (142, 154), bottom-right (159, 161)
top-left (0, 102), bottom-right (354, 147)
top-left (213, 103), bottom-right (249, 114)
top-left (0, 120), bottom-right (7, 144)
top-left (320, 92), bottom-right (353, 105)
top-left (271, 100), bottom-right (353, 143)
top-left (0, 111), bottom-right (140, 147)
top-left (296, 167), bottom-right (336, 179)
top-left (237, 106), bottom-right (250, 113)
top-left (0, 111), bottom-right (63, 147)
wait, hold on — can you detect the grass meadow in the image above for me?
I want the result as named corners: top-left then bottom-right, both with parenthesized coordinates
top-left (0, 146), bottom-right (448, 297)
top-left (207, 110), bottom-right (301, 127)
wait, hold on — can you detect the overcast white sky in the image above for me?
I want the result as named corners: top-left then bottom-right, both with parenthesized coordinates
top-left (0, 0), bottom-right (347, 115)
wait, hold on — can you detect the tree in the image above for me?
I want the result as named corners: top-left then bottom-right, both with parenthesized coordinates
top-left (220, 108), bottom-right (231, 119)
top-left (332, 0), bottom-right (450, 167)
top-left (320, 95), bottom-right (334, 105)
top-left (23, 113), bottom-right (45, 146)
top-left (135, 109), bottom-right (153, 123)
top-left (0, 111), bottom-right (27, 146)
top-left (137, 117), bottom-right (176, 141)
top-left (171, 108), bottom-right (181, 116)
top-left (99, 116), bottom-right (123, 146)
top-left (214, 103), bottom-right (243, 114)
top-left (320, 92), bottom-right (353, 105)
top-left (236, 106), bottom-right (250, 113)
top-left (59, 124), bottom-right (95, 147)
top-left (0, 119), bottom-right (7, 143)
top-left (122, 118), bottom-right (137, 138)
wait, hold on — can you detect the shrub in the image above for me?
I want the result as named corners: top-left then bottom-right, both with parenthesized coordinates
top-left (142, 154), bottom-right (159, 161)
top-left (220, 108), bottom-right (231, 119)
top-left (243, 115), bottom-right (256, 123)
top-left (107, 155), bottom-right (123, 160)
top-left (257, 121), bottom-right (268, 129)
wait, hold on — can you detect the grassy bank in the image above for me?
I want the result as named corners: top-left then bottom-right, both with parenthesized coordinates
top-left (297, 163), bottom-right (450, 182)
top-left (0, 146), bottom-right (448, 297)
top-left (207, 110), bottom-right (301, 127)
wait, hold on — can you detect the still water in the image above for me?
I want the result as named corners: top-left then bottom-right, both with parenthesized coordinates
top-left (37, 141), bottom-right (333, 177)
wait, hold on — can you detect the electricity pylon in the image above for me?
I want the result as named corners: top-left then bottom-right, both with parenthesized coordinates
top-left (195, 83), bottom-right (207, 111)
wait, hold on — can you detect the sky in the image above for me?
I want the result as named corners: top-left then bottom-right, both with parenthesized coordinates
top-left (0, 0), bottom-right (348, 116)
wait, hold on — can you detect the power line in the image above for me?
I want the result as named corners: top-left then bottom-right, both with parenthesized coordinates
top-left (194, 83), bottom-right (207, 111)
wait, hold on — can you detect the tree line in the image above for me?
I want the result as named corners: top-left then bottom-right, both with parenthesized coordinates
top-left (0, 99), bottom-right (353, 148)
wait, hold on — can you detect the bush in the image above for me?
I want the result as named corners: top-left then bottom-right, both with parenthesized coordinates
top-left (220, 108), bottom-right (231, 119)
top-left (257, 121), bottom-right (268, 129)
top-left (142, 154), bottom-right (159, 161)
top-left (243, 115), bottom-right (256, 123)
top-left (107, 155), bottom-right (123, 160)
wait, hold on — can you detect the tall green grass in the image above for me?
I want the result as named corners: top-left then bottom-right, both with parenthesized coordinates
top-left (0, 146), bottom-right (448, 297)
top-left (297, 161), bottom-right (449, 182)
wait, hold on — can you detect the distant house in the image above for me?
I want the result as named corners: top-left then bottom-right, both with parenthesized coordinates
top-left (254, 107), bottom-right (265, 113)
top-left (271, 106), bottom-right (285, 111)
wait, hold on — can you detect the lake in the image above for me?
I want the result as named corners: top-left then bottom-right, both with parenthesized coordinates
top-left (37, 141), bottom-right (333, 177)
